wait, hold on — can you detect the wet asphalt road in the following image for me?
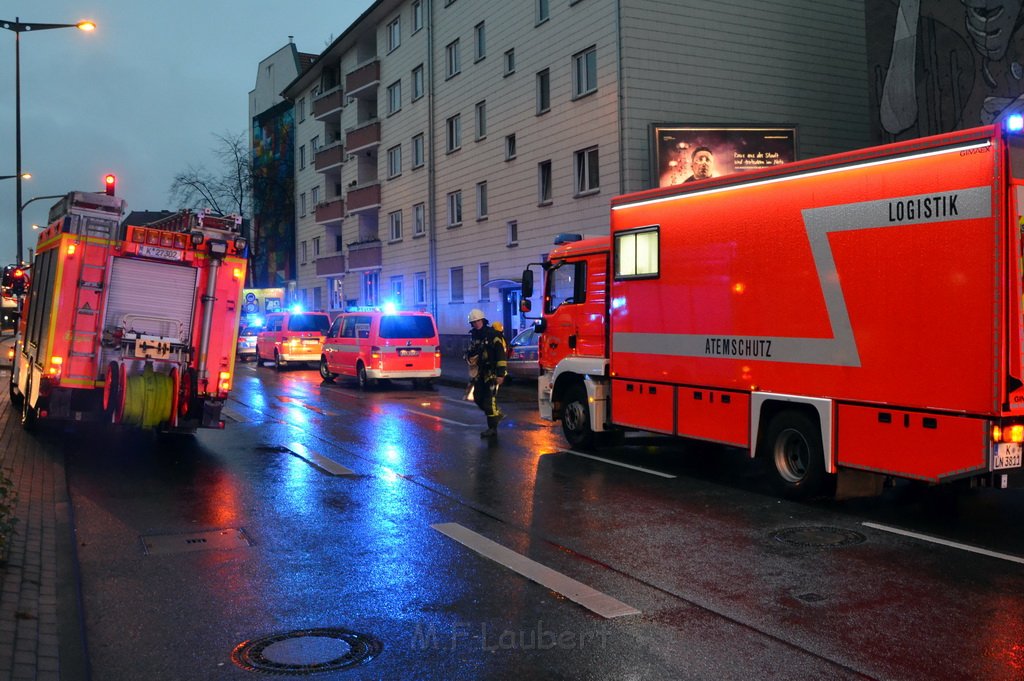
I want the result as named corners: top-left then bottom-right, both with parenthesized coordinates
top-left (33, 361), bottom-right (1024, 679)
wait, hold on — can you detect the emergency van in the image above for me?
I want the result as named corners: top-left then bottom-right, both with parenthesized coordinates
top-left (256, 311), bottom-right (331, 370)
top-left (523, 121), bottom-right (1024, 497)
top-left (319, 310), bottom-right (441, 389)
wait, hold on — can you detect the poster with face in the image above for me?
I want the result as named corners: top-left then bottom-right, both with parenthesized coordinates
top-left (652, 126), bottom-right (797, 188)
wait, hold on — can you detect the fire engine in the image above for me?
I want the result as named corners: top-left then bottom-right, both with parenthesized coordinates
top-left (522, 121), bottom-right (1024, 497)
top-left (9, 192), bottom-right (247, 433)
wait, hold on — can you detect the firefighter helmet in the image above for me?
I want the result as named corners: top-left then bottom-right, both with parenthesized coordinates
top-left (467, 308), bottom-right (486, 323)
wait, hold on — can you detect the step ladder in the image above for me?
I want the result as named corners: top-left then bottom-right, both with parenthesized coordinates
top-left (64, 221), bottom-right (116, 384)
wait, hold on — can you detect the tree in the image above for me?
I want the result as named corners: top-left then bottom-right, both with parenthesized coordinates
top-left (169, 130), bottom-right (251, 218)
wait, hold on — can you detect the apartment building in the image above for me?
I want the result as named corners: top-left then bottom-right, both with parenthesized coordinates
top-left (276, 0), bottom-right (870, 342)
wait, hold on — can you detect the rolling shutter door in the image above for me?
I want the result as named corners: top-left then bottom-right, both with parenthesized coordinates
top-left (102, 257), bottom-right (198, 342)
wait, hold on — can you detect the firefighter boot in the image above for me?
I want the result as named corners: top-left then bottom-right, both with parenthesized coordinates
top-left (481, 415), bottom-right (500, 438)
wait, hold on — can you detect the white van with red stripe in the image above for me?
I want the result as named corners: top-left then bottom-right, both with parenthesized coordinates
top-left (319, 310), bottom-right (441, 389)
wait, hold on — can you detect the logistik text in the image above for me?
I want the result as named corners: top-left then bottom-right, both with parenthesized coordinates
top-left (888, 193), bottom-right (958, 222)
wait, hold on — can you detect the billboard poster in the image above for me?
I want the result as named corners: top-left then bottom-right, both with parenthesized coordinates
top-left (652, 126), bottom-right (797, 188)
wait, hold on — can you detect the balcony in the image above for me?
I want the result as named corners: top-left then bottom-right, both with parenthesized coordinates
top-left (314, 199), bottom-right (345, 225)
top-left (345, 122), bottom-right (380, 154)
top-left (346, 184), bottom-right (381, 214)
top-left (315, 253), bottom-right (346, 277)
top-left (314, 143), bottom-right (345, 173)
top-left (345, 59), bottom-right (380, 98)
top-left (313, 87), bottom-right (344, 121)
top-left (347, 240), bottom-right (382, 270)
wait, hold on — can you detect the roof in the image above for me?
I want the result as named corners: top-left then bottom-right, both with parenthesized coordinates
top-left (123, 210), bottom-right (175, 226)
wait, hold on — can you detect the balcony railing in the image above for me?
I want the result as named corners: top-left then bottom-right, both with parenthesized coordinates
top-left (345, 59), bottom-right (380, 97)
top-left (315, 253), bottom-right (346, 277)
top-left (345, 122), bottom-right (380, 154)
top-left (313, 87), bottom-right (344, 120)
top-left (346, 184), bottom-right (381, 214)
top-left (347, 240), bottom-right (382, 270)
top-left (314, 199), bottom-right (345, 224)
top-left (314, 143), bottom-right (345, 173)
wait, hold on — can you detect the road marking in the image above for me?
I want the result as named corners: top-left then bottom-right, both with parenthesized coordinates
top-left (563, 450), bottom-right (677, 479)
top-left (288, 441), bottom-right (355, 476)
top-left (431, 522), bottom-right (641, 619)
top-left (407, 410), bottom-right (477, 427)
top-left (862, 522), bottom-right (1024, 565)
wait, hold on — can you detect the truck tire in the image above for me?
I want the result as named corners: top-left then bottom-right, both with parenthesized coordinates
top-left (20, 377), bottom-right (37, 431)
top-left (274, 351), bottom-right (286, 372)
top-left (357, 362), bottom-right (376, 390)
top-left (562, 383), bottom-right (596, 450)
top-left (319, 356), bottom-right (336, 382)
top-left (762, 411), bottom-right (831, 499)
top-left (9, 373), bottom-right (22, 407)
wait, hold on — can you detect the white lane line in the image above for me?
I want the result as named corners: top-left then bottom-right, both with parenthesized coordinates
top-left (431, 522), bottom-right (641, 619)
top-left (288, 441), bottom-right (355, 476)
top-left (563, 450), bottom-right (677, 479)
top-left (862, 522), bottom-right (1024, 565)
top-left (407, 410), bottom-right (477, 427)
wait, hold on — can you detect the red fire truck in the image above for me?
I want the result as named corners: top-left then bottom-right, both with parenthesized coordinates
top-left (523, 122), bottom-right (1024, 497)
top-left (9, 192), bottom-right (247, 433)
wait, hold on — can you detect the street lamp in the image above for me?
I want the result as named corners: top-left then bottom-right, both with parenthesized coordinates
top-left (1, 17), bottom-right (95, 265)
top-left (0, 173), bottom-right (30, 180)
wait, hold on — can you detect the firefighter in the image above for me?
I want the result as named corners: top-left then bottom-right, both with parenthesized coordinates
top-left (465, 308), bottom-right (508, 437)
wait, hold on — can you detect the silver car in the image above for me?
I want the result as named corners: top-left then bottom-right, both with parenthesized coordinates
top-left (506, 326), bottom-right (539, 380)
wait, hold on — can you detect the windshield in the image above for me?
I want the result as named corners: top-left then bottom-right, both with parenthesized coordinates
top-left (379, 315), bottom-right (436, 339)
top-left (288, 314), bottom-right (330, 333)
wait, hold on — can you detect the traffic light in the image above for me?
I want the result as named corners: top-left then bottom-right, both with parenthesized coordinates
top-left (2, 266), bottom-right (28, 295)
top-left (104, 173), bottom-right (116, 196)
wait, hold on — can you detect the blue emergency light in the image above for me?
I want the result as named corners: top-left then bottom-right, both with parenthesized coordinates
top-left (1007, 114), bottom-right (1024, 132)
top-left (382, 301), bottom-right (398, 315)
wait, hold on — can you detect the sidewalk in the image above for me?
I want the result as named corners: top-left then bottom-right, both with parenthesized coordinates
top-left (0, 332), bottom-right (86, 681)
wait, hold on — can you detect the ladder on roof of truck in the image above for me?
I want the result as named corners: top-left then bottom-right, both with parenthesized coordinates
top-left (63, 232), bottom-right (115, 383)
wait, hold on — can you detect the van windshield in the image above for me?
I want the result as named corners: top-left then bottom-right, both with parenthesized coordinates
top-left (379, 315), bottom-right (436, 339)
top-left (289, 314), bottom-right (330, 333)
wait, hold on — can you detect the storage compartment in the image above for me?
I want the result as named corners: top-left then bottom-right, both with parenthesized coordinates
top-left (610, 379), bottom-right (674, 434)
top-left (677, 389), bottom-right (749, 446)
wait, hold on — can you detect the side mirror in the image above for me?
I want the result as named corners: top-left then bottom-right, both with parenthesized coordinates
top-left (521, 269), bottom-right (534, 298)
top-left (520, 299), bottom-right (532, 313)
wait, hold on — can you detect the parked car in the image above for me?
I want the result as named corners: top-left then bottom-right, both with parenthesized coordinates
top-left (320, 310), bottom-right (441, 389)
top-left (506, 326), bottom-right (540, 380)
top-left (236, 321), bottom-right (263, 361)
top-left (256, 311), bottom-right (332, 370)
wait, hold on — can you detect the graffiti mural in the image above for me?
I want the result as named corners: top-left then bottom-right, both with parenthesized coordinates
top-left (251, 102), bottom-right (296, 288)
top-left (869, 0), bottom-right (1024, 141)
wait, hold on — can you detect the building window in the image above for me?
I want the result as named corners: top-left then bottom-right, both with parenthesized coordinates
top-left (387, 80), bottom-right (402, 115)
top-left (413, 202), bottom-right (425, 236)
top-left (476, 181), bottom-right (488, 220)
top-left (311, 135), bottom-right (320, 152)
top-left (537, 0), bottom-right (550, 24)
top-left (446, 40), bottom-right (461, 78)
top-left (479, 262), bottom-right (490, 301)
top-left (300, 192), bottom-right (307, 216)
top-left (574, 146), bottom-right (600, 195)
top-left (311, 185), bottom-right (320, 206)
top-left (415, 272), bottom-right (427, 305)
top-left (413, 0), bottom-right (423, 32)
top-left (474, 22), bottom-right (486, 61)
top-left (572, 45), bottom-right (598, 98)
top-left (389, 210), bottom-right (403, 241)
top-left (363, 271), bottom-right (380, 307)
top-left (387, 144), bottom-right (402, 178)
top-left (412, 64), bottom-right (424, 100)
top-left (504, 48), bottom-right (515, 76)
top-left (536, 69), bottom-right (550, 114)
top-left (538, 160), bottom-right (552, 204)
top-left (390, 275), bottom-right (404, 303)
top-left (412, 133), bottom-right (424, 168)
top-left (615, 227), bottom-right (659, 277)
top-left (507, 220), bottom-right (518, 247)
top-left (446, 114), bottom-right (461, 153)
top-left (505, 134), bottom-right (517, 160)
top-left (313, 236), bottom-right (321, 256)
top-left (475, 100), bottom-right (487, 140)
top-left (447, 190), bottom-right (463, 227)
top-left (387, 17), bottom-right (401, 52)
top-left (301, 240), bottom-right (308, 264)
top-left (299, 144), bottom-right (306, 170)
top-left (297, 97), bottom-right (305, 122)
top-left (449, 267), bottom-right (464, 303)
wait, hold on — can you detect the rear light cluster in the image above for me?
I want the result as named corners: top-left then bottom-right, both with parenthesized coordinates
top-left (992, 424), bottom-right (1024, 443)
top-left (130, 227), bottom-right (189, 249)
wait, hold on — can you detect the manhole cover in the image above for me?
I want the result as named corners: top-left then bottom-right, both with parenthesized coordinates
top-left (772, 526), bottom-right (866, 548)
top-left (231, 628), bottom-right (382, 675)
top-left (141, 528), bottom-right (253, 556)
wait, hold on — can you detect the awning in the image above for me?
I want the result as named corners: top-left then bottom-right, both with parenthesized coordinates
top-left (483, 278), bottom-right (522, 288)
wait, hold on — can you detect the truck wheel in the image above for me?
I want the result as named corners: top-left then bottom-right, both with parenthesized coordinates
top-left (20, 378), bottom-right (37, 431)
top-left (9, 373), bottom-right (22, 407)
top-left (562, 383), bottom-right (596, 450)
top-left (763, 411), bottom-right (831, 499)
top-left (319, 356), bottom-right (336, 382)
top-left (274, 351), bottom-right (286, 372)
top-left (357, 363), bottom-right (376, 390)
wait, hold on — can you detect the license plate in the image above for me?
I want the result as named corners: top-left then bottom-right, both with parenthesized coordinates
top-left (398, 348), bottom-right (420, 357)
top-left (302, 339), bottom-right (319, 345)
top-left (993, 443), bottom-right (1023, 470)
top-left (137, 245), bottom-right (183, 261)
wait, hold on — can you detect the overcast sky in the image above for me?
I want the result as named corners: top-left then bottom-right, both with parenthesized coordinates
top-left (0, 0), bottom-right (375, 265)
